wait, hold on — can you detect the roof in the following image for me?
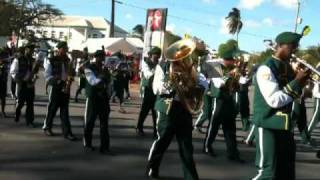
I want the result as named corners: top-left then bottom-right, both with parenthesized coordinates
top-left (44, 15), bottom-right (127, 33)
top-left (84, 38), bottom-right (143, 54)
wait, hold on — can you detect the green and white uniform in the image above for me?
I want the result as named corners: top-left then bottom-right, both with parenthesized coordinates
top-left (147, 62), bottom-right (207, 180)
top-left (83, 63), bottom-right (111, 151)
top-left (203, 59), bottom-right (243, 159)
top-left (136, 58), bottom-right (157, 136)
top-left (252, 56), bottom-right (302, 180)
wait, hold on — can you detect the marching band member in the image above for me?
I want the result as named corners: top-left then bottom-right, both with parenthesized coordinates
top-left (146, 39), bottom-right (207, 180)
top-left (203, 40), bottom-right (244, 163)
top-left (307, 64), bottom-right (320, 136)
top-left (42, 42), bottom-right (77, 141)
top-left (194, 54), bottom-right (215, 134)
top-left (136, 47), bottom-right (161, 137)
top-left (83, 50), bottom-right (111, 154)
top-left (251, 32), bottom-right (309, 179)
top-left (10, 43), bottom-right (41, 127)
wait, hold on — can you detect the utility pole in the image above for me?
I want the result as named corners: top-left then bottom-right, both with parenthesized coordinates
top-left (294, 0), bottom-right (301, 33)
top-left (109, 0), bottom-right (115, 37)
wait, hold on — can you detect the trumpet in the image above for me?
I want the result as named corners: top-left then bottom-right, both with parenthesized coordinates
top-left (263, 39), bottom-right (320, 81)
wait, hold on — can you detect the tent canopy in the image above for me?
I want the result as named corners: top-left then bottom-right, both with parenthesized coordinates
top-left (106, 38), bottom-right (142, 54)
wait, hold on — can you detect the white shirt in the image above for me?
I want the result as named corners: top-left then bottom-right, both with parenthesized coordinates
top-left (43, 59), bottom-right (67, 82)
top-left (84, 68), bottom-right (101, 86)
top-left (141, 59), bottom-right (155, 79)
top-left (256, 65), bottom-right (293, 108)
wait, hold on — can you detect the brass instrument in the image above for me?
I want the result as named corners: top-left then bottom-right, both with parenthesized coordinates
top-left (165, 39), bottom-right (204, 114)
top-left (62, 56), bottom-right (75, 94)
top-left (264, 39), bottom-right (320, 82)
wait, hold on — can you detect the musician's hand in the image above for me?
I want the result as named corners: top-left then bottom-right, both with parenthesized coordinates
top-left (295, 69), bottom-right (311, 87)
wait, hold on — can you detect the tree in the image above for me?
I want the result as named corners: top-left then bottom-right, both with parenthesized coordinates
top-left (0, 0), bottom-right (63, 41)
top-left (132, 24), bottom-right (144, 40)
top-left (225, 8), bottom-right (243, 42)
top-left (301, 45), bottom-right (320, 66)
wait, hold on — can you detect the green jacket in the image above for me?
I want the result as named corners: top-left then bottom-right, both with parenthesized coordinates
top-left (252, 57), bottom-right (302, 130)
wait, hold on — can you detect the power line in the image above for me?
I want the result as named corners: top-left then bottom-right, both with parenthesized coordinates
top-left (118, 1), bottom-right (271, 39)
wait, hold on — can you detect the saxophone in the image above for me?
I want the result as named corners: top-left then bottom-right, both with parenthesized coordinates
top-left (165, 39), bottom-right (204, 114)
top-left (62, 56), bottom-right (74, 94)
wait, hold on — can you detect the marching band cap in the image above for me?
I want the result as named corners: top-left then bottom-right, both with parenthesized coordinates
top-left (149, 46), bottom-right (162, 55)
top-left (56, 41), bottom-right (68, 49)
top-left (218, 39), bottom-right (239, 59)
top-left (94, 50), bottom-right (105, 57)
top-left (275, 32), bottom-right (302, 45)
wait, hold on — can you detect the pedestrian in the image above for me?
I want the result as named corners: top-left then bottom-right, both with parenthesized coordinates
top-left (251, 32), bottom-right (309, 179)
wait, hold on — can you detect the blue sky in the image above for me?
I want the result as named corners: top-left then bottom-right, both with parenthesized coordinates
top-left (43, 0), bottom-right (319, 52)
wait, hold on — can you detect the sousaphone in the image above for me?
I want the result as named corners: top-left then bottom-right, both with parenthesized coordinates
top-left (165, 39), bottom-right (204, 114)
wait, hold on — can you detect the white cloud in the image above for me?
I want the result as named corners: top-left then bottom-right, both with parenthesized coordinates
top-left (239, 0), bottom-right (264, 10)
top-left (166, 23), bottom-right (176, 33)
top-left (243, 18), bottom-right (273, 29)
top-left (202, 0), bottom-right (215, 4)
top-left (244, 20), bottom-right (261, 28)
top-left (262, 17), bottom-right (273, 26)
top-left (219, 18), bottom-right (229, 34)
top-left (125, 13), bottom-right (132, 19)
top-left (272, 0), bottom-right (298, 9)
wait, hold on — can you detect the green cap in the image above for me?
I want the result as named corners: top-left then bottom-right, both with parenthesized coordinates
top-left (149, 46), bottom-right (162, 55)
top-left (218, 41), bottom-right (237, 59)
top-left (94, 50), bottom-right (105, 57)
top-left (56, 41), bottom-right (68, 49)
top-left (275, 32), bottom-right (302, 45)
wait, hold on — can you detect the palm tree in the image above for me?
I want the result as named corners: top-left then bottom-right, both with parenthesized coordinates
top-left (225, 8), bottom-right (243, 42)
top-left (132, 24), bottom-right (144, 40)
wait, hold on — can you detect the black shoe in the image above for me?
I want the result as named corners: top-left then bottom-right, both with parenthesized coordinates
top-left (1, 112), bottom-right (8, 118)
top-left (317, 150), bottom-right (320, 159)
top-left (136, 128), bottom-right (145, 136)
top-left (84, 146), bottom-right (95, 152)
top-left (146, 166), bottom-right (159, 179)
top-left (14, 116), bottom-right (19, 123)
top-left (203, 147), bottom-right (217, 157)
top-left (194, 125), bottom-right (206, 134)
top-left (27, 122), bottom-right (36, 128)
top-left (64, 134), bottom-right (77, 141)
top-left (100, 148), bottom-right (114, 155)
top-left (43, 129), bottom-right (55, 136)
top-left (228, 156), bottom-right (245, 163)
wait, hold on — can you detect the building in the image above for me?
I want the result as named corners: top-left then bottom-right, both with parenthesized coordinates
top-left (28, 15), bottom-right (128, 50)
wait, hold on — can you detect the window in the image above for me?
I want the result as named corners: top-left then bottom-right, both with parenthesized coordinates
top-left (101, 34), bottom-right (105, 38)
top-left (59, 32), bottom-right (64, 39)
top-left (43, 31), bottom-right (48, 38)
top-left (51, 31), bottom-right (56, 38)
top-left (92, 34), bottom-right (98, 38)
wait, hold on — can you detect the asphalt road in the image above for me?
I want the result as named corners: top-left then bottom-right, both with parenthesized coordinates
top-left (0, 74), bottom-right (319, 180)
